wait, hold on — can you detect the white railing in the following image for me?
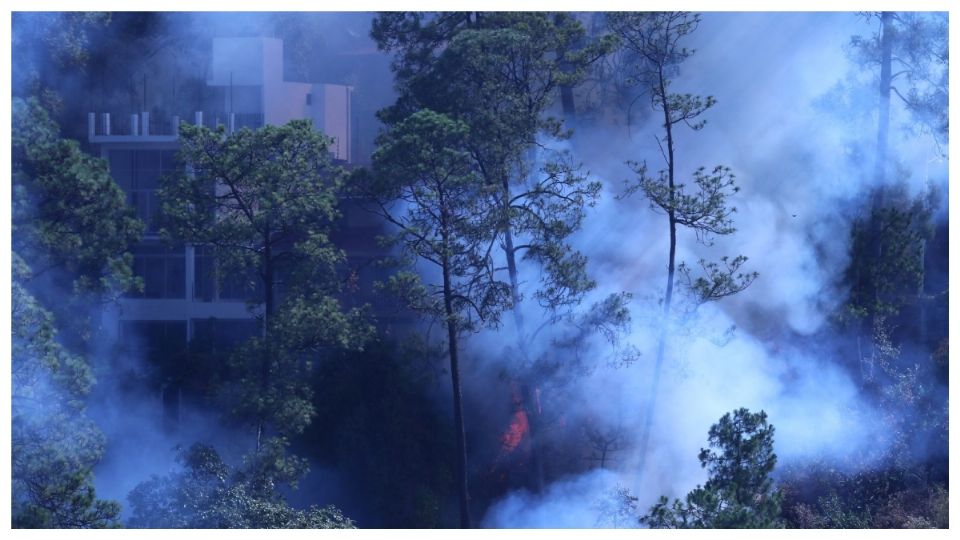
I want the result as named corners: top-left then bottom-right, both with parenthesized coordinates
top-left (88, 111), bottom-right (264, 139)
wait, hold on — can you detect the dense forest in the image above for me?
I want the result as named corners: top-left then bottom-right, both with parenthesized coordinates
top-left (10, 11), bottom-right (949, 528)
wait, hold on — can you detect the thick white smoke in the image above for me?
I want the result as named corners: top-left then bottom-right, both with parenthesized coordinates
top-left (479, 12), bottom-right (946, 527)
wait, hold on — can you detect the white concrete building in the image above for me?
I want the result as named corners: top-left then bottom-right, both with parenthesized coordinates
top-left (87, 38), bottom-right (361, 420)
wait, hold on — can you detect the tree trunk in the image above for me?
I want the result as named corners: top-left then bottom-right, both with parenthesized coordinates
top-left (875, 11), bottom-right (894, 189)
top-left (555, 13), bottom-right (582, 124)
top-left (637, 64), bottom-right (678, 479)
top-left (500, 176), bottom-right (547, 493)
top-left (863, 12), bottom-right (894, 382)
top-left (919, 238), bottom-right (927, 348)
top-left (520, 382), bottom-right (545, 492)
top-left (560, 84), bottom-right (576, 122)
top-left (442, 257), bottom-right (471, 528)
top-left (257, 240), bottom-right (274, 453)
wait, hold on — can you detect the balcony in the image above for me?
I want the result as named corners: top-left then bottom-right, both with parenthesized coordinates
top-left (88, 111), bottom-right (265, 143)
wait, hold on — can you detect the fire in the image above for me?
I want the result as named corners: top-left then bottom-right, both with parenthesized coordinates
top-left (500, 409), bottom-right (529, 453)
top-left (498, 383), bottom-right (532, 454)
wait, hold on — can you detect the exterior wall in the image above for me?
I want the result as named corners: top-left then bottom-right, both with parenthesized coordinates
top-left (90, 37), bottom-right (367, 371)
top-left (261, 81), bottom-right (353, 162)
top-left (117, 298), bottom-right (260, 323)
top-left (313, 84), bottom-right (352, 162)
top-left (264, 80), bottom-right (311, 126)
top-left (217, 85), bottom-right (263, 116)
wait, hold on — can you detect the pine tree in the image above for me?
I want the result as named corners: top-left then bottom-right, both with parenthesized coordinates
top-left (373, 11), bottom-right (622, 493)
top-left (12, 97), bottom-right (141, 528)
top-left (127, 442), bottom-right (354, 528)
top-left (360, 109), bottom-right (512, 527)
top-left (159, 120), bottom-right (373, 451)
top-left (641, 408), bottom-right (783, 528)
top-left (608, 12), bottom-right (756, 479)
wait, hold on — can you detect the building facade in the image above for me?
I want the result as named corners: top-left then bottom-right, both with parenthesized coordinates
top-left (87, 37), bottom-right (386, 423)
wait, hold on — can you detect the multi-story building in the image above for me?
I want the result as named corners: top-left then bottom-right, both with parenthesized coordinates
top-left (87, 37), bottom-right (387, 423)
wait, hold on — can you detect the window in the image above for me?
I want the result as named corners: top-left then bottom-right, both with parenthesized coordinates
top-left (109, 151), bottom-right (134, 190)
top-left (194, 246), bottom-right (263, 302)
top-left (108, 149), bottom-right (179, 233)
top-left (120, 320), bottom-right (188, 371)
top-left (306, 93), bottom-right (312, 106)
top-left (128, 242), bottom-right (185, 299)
top-left (191, 318), bottom-right (260, 355)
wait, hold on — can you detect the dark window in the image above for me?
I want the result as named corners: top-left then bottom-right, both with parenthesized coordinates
top-left (128, 243), bottom-right (186, 299)
top-left (193, 246), bottom-right (262, 302)
top-left (143, 257), bottom-right (166, 298)
top-left (120, 319), bottom-right (187, 371)
top-left (194, 248), bottom-right (215, 301)
top-left (109, 151), bottom-right (134, 190)
top-left (191, 318), bottom-right (260, 356)
top-left (108, 149), bottom-right (180, 233)
top-left (221, 268), bottom-right (260, 300)
top-left (160, 150), bottom-right (178, 171)
top-left (306, 93), bottom-right (312, 106)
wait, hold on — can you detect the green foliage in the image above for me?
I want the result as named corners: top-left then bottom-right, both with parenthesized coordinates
top-left (374, 12), bottom-right (614, 127)
top-left (306, 341), bottom-right (457, 528)
top-left (160, 120), bottom-right (373, 439)
top-left (11, 99), bottom-right (132, 527)
top-left (845, 199), bottom-right (929, 321)
top-left (127, 441), bottom-right (354, 529)
top-left (627, 164), bottom-right (739, 242)
top-left (678, 256), bottom-right (759, 306)
top-left (641, 409), bottom-right (783, 528)
top-left (781, 464), bottom-right (949, 529)
top-left (550, 292), bottom-right (639, 369)
top-left (849, 12), bottom-right (948, 148)
top-left (511, 155), bottom-right (602, 311)
top-left (12, 97), bottom-right (143, 298)
top-left (606, 12), bottom-right (708, 121)
top-left (11, 256), bottom-right (93, 401)
top-left (374, 20), bottom-right (623, 501)
top-left (12, 259), bottom-right (121, 528)
top-left (364, 106), bottom-right (511, 528)
top-left (610, 12), bottom-right (755, 310)
top-left (374, 12), bottom-right (610, 312)
top-left (11, 12), bottom-right (112, 113)
top-left (159, 120), bottom-right (343, 301)
top-left (611, 12), bottom-right (756, 482)
top-left (219, 297), bottom-right (375, 438)
top-left (364, 109), bottom-right (510, 330)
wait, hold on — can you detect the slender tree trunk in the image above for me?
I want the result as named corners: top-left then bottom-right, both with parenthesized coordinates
top-left (502, 214), bottom-right (525, 336)
top-left (875, 11), bottom-right (894, 189)
top-left (520, 383), bottom-right (546, 492)
top-left (555, 13), bottom-right (583, 124)
top-left (863, 12), bottom-right (894, 379)
top-left (637, 64), bottom-right (678, 479)
top-left (442, 252), bottom-right (471, 528)
top-left (257, 240), bottom-right (274, 453)
top-left (560, 84), bottom-right (576, 122)
top-left (919, 238), bottom-right (927, 348)
top-left (500, 176), bottom-right (546, 493)
top-left (263, 241), bottom-right (275, 324)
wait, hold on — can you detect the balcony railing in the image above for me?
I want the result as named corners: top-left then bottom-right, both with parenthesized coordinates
top-left (88, 111), bottom-right (265, 140)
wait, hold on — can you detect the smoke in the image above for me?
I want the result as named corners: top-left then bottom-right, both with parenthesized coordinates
top-left (483, 469), bottom-right (622, 528)
top-left (11, 11), bottom-right (393, 522)
top-left (82, 305), bottom-right (247, 519)
top-left (12, 11), bottom-right (946, 528)
top-left (473, 12), bottom-right (947, 526)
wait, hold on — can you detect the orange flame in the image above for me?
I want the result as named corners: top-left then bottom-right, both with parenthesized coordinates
top-left (500, 409), bottom-right (529, 453)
